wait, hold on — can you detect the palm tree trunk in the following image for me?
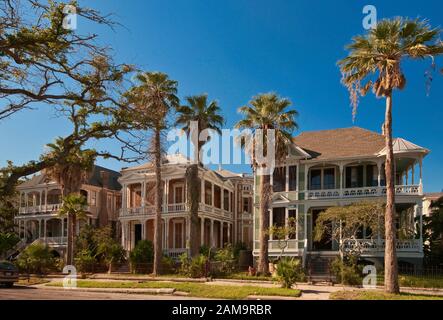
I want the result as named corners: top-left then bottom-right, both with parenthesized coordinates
top-left (153, 128), bottom-right (163, 275)
top-left (384, 93), bottom-right (400, 294)
top-left (257, 171), bottom-right (270, 275)
top-left (66, 214), bottom-right (73, 265)
top-left (187, 164), bottom-right (200, 257)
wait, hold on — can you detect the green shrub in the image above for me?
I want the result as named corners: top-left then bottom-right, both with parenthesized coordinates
top-left (161, 255), bottom-right (176, 274)
top-left (213, 244), bottom-right (236, 275)
top-left (129, 240), bottom-right (153, 264)
top-left (0, 232), bottom-right (20, 258)
top-left (232, 242), bottom-right (248, 259)
top-left (179, 252), bottom-right (208, 278)
top-left (276, 258), bottom-right (305, 288)
top-left (74, 249), bottom-right (97, 273)
top-left (330, 257), bottom-right (363, 285)
top-left (16, 243), bottom-right (57, 274)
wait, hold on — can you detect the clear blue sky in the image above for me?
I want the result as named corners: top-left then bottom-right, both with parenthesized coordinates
top-left (0, 0), bottom-right (442, 192)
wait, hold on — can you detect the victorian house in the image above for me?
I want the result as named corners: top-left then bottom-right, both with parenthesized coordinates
top-left (118, 154), bottom-right (253, 259)
top-left (256, 127), bottom-right (428, 269)
top-left (15, 166), bottom-right (122, 257)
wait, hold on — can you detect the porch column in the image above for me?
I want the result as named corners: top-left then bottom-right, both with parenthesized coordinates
top-left (141, 220), bottom-right (146, 240)
top-left (219, 221), bottom-right (223, 248)
top-left (38, 220), bottom-right (42, 239)
top-left (186, 217), bottom-right (191, 250)
top-left (419, 205), bottom-right (423, 251)
top-left (43, 219), bottom-right (47, 241)
top-left (210, 219), bottom-right (215, 247)
top-left (165, 179), bottom-right (170, 209)
top-left (285, 208), bottom-right (289, 240)
top-left (61, 218), bottom-right (64, 238)
top-left (269, 208), bottom-right (273, 240)
top-left (39, 191), bottom-right (42, 209)
top-left (227, 223), bottom-right (231, 244)
top-left (164, 218), bottom-right (170, 249)
top-left (44, 189), bottom-right (48, 207)
top-left (201, 178), bottom-right (205, 205)
top-left (339, 163), bottom-right (344, 196)
top-left (200, 217), bottom-right (205, 246)
top-left (141, 181), bottom-right (146, 207)
top-left (304, 165), bottom-right (309, 191)
top-left (121, 221), bottom-right (126, 248)
top-left (419, 157), bottom-right (423, 194)
top-left (412, 162), bottom-right (415, 185)
top-left (211, 183), bottom-right (214, 210)
top-left (285, 165), bottom-right (289, 192)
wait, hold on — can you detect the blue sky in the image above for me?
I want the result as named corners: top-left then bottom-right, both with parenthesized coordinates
top-left (0, 0), bottom-right (442, 192)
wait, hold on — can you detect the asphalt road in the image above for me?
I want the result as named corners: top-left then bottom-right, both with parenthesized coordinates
top-left (0, 286), bottom-right (198, 300)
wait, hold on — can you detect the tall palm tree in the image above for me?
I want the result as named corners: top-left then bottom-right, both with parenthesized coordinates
top-left (43, 138), bottom-right (95, 265)
top-left (126, 72), bottom-right (179, 275)
top-left (174, 94), bottom-right (224, 256)
top-left (59, 193), bottom-right (88, 264)
top-left (235, 93), bottom-right (298, 274)
top-left (338, 18), bottom-right (443, 294)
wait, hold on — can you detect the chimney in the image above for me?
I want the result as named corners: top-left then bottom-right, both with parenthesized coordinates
top-left (100, 170), bottom-right (110, 189)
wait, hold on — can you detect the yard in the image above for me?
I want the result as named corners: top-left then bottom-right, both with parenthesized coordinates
top-left (330, 290), bottom-right (443, 300)
top-left (46, 280), bottom-right (301, 300)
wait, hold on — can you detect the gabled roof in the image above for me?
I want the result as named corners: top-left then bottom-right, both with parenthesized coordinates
top-left (17, 165), bottom-right (121, 191)
top-left (292, 127), bottom-right (386, 160)
top-left (378, 138), bottom-right (429, 156)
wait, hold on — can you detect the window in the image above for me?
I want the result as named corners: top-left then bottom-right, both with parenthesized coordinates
top-left (346, 166), bottom-right (363, 188)
top-left (204, 181), bottom-right (212, 205)
top-left (323, 168), bottom-right (335, 189)
top-left (366, 165), bottom-right (379, 187)
top-left (214, 185), bottom-right (221, 208)
top-left (116, 195), bottom-right (122, 209)
top-left (223, 190), bottom-right (229, 211)
top-left (90, 191), bottom-right (97, 206)
top-left (310, 169), bottom-right (322, 190)
top-left (174, 185), bottom-right (184, 203)
top-left (243, 197), bottom-right (250, 213)
top-left (288, 209), bottom-right (297, 239)
top-left (174, 222), bottom-right (184, 248)
top-left (289, 166), bottom-right (297, 191)
top-left (272, 208), bottom-right (285, 228)
top-left (107, 193), bottom-right (113, 211)
top-left (273, 167), bottom-right (286, 192)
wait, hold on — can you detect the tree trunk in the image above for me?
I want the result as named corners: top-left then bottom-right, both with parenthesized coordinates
top-left (257, 172), bottom-right (270, 275)
top-left (384, 93), bottom-right (400, 294)
top-left (153, 128), bottom-right (163, 276)
top-left (66, 214), bottom-right (73, 265)
top-left (187, 164), bottom-right (200, 257)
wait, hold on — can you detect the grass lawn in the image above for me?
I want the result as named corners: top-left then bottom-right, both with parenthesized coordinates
top-left (216, 272), bottom-right (274, 282)
top-left (377, 275), bottom-right (443, 289)
top-left (330, 290), bottom-right (443, 300)
top-left (46, 280), bottom-right (301, 299)
top-left (18, 277), bottom-right (50, 286)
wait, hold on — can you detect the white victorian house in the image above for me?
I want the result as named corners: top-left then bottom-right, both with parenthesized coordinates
top-left (255, 127), bottom-right (428, 269)
top-left (15, 166), bottom-right (122, 257)
top-left (118, 154), bottom-right (253, 259)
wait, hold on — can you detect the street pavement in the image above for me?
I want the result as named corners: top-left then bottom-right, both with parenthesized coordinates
top-left (0, 286), bottom-right (202, 300)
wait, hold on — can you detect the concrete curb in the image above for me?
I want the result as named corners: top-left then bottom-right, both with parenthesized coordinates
top-left (35, 285), bottom-right (176, 295)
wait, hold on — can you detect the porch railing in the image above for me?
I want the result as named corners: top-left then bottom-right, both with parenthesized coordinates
top-left (163, 248), bottom-right (187, 259)
top-left (342, 239), bottom-right (421, 253)
top-left (18, 204), bottom-right (62, 215)
top-left (306, 185), bottom-right (421, 200)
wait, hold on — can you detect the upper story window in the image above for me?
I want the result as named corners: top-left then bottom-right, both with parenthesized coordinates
top-left (272, 167), bottom-right (286, 192)
top-left (90, 191), bottom-right (97, 206)
top-left (204, 181), bottom-right (212, 205)
top-left (116, 195), bottom-right (122, 209)
top-left (243, 197), bottom-right (251, 213)
top-left (289, 166), bottom-right (297, 191)
top-left (310, 169), bottom-right (322, 190)
top-left (323, 168), bottom-right (335, 189)
top-left (223, 190), bottom-right (229, 211)
top-left (107, 193), bottom-right (113, 211)
top-left (366, 165), bottom-right (379, 187)
top-left (174, 185), bottom-right (184, 204)
top-left (346, 166), bottom-right (363, 188)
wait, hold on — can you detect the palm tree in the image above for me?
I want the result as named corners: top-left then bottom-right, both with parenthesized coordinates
top-left (338, 18), bottom-right (443, 293)
top-left (43, 138), bottom-right (95, 265)
top-left (235, 93), bottom-right (298, 274)
top-left (58, 193), bottom-right (88, 265)
top-left (126, 72), bottom-right (179, 275)
top-left (174, 94), bottom-right (224, 257)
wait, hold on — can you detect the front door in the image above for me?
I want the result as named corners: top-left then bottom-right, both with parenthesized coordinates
top-left (312, 209), bottom-right (333, 251)
top-left (134, 224), bottom-right (142, 246)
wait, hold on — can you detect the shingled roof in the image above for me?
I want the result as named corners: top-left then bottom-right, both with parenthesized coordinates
top-left (292, 127), bottom-right (386, 160)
